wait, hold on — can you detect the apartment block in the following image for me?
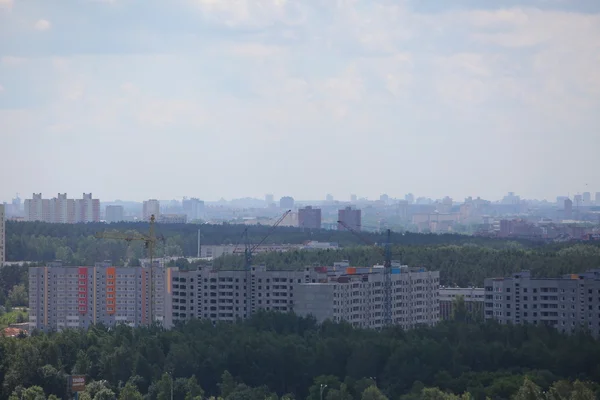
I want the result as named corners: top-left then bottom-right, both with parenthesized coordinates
top-left (439, 287), bottom-right (484, 320)
top-left (143, 199), bottom-right (160, 221)
top-left (105, 205), bottom-right (124, 223)
top-left (298, 206), bottom-right (322, 229)
top-left (24, 193), bottom-right (99, 223)
top-left (170, 265), bottom-right (326, 325)
top-left (170, 264), bottom-right (440, 330)
top-left (0, 204), bottom-right (5, 264)
top-left (338, 207), bottom-right (362, 231)
top-left (28, 262), bottom-right (171, 332)
top-left (484, 270), bottom-right (600, 337)
top-left (294, 265), bottom-right (440, 329)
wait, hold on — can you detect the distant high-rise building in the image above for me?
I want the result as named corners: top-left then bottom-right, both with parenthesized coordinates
top-left (280, 196), bottom-right (294, 209)
top-left (380, 194), bottom-right (389, 204)
top-left (142, 199), bottom-right (160, 221)
top-left (265, 194), bottom-right (274, 206)
top-left (326, 194), bottom-right (334, 202)
top-left (0, 204), bottom-right (5, 264)
top-left (583, 192), bottom-right (591, 204)
top-left (596, 192), bottom-right (600, 205)
top-left (24, 193), bottom-right (99, 223)
top-left (105, 205), bottom-right (124, 223)
top-left (574, 194), bottom-right (583, 207)
top-left (76, 193), bottom-right (100, 223)
top-left (350, 194), bottom-right (357, 202)
top-left (338, 206), bottom-right (361, 231)
top-left (24, 193), bottom-right (46, 222)
top-left (182, 198), bottom-right (204, 221)
top-left (564, 198), bottom-right (573, 219)
top-left (405, 193), bottom-right (415, 204)
top-left (298, 206), bottom-right (322, 229)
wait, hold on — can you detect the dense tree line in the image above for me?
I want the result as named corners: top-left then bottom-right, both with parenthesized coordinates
top-left (199, 243), bottom-right (600, 287)
top-left (2, 313), bottom-right (600, 399)
top-left (5, 221), bottom-right (537, 264)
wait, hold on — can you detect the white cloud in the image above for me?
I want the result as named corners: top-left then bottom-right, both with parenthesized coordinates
top-left (34, 19), bottom-right (51, 31)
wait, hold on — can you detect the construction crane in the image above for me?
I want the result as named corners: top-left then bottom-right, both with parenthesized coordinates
top-left (95, 214), bottom-right (164, 325)
top-left (338, 220), bottom-right (393, 327)
top-left (232, 210), bottom-right (291, 317)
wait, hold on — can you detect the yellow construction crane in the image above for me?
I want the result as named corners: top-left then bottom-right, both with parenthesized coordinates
top-left (95, 214), bottom-right (163, 325)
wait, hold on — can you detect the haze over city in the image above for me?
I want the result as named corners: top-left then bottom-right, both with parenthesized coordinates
top-left (2, 0), bottom-right (599, 202)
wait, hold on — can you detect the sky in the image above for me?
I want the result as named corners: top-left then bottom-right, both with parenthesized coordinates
top-left (1, 0), bottom-right (599, 203)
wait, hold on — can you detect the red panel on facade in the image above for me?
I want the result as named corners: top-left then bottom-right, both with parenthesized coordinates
top-left (78, 267), bottom-right (88, 315)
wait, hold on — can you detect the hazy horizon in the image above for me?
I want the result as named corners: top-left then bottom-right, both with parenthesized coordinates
top-left (2, 0), bottom-right (599, 203)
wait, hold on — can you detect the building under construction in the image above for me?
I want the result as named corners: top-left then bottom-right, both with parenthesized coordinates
top-left (170, 261), bottom-right (440, 330)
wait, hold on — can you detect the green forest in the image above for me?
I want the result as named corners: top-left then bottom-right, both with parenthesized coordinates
top-left (2, 313), bottom-right (600, 400)
top-left (5, 220), bottom-right (536, 264)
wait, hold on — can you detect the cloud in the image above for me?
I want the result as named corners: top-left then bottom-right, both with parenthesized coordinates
top-left (0, 0), bottom-right (599, 200)
top-left (34, 19), bottom-right (51, 31)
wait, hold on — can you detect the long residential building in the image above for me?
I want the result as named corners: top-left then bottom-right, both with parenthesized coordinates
top-left (24, 193), bottom-right (100, 223)
top-left (294, 264), bottom-right (440, 329)
top-left (170, 263), bottom-right (440, 329)
top-left (484, 270), bottom-right (600, 337)
top-left (28, 262), bottom-right (171, 332)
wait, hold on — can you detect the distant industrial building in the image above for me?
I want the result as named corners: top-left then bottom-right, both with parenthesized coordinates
top-left (171, 263), bottom-right (440, 330)
top-left (24, 193), bottom-right (100, 223)
top-left (280, 196), bottom-right (294, 209)
top-left (0, 204), bottom-right (5, 264)
top-left (298, 206), bottom-right (322, 229)
top-left (199, 242), bottom-right (339, 259)
top-left (338, 206), bottom-right (361, 231)
top-left (28, 262), bottom-right (170, 332)
top-left (142, 199), bottom-right (160, 221)
top-left (484, 270), bottom-right (600, 337)
top-left (105, 205), bottom-right (124, 223)
top-left (439, 287), bottom-right (484, 320)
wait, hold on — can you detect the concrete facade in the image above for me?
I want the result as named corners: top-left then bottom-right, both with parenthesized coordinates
top-left (484, 270), bottom-right (600, 337)
top-left (28, 262), bottom-right (171, 332)
top-left (439, 287), bottom-right (484, 320)
top-left (298, 206), bottom-right (322, 229)
top-left (105, 205), bottom-right (124, 223)
top-left (170, 265), bottom-right (328, 324)
top-left (24, 193), bottom-right (100, 223)
top-left (294, 265), bottom-right (440, 329)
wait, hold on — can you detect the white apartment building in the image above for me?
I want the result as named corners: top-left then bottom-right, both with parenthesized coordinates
top-left (24, 193), bottom-right (100, 223)
top-left (143, 199), bottom-right (160, 221)
top-left (484, 270), bottom-right (600, 337)
top-left (170, 264), bottom-right (440, 330)
top-left (0, 204), bottom-right (5, 264)
top-left (28, 262), bottom-right (171, 332)
top-left (294, 265), bottom-right (440, 329)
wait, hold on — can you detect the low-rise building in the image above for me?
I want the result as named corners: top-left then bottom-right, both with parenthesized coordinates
top-left (439, 287), bottom-right (484, 320)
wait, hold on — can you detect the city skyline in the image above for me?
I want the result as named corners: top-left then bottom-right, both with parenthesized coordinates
top-left (1, 1), bottom-right (599, 202)
top-left (2, 189), bottom-right (600, 205)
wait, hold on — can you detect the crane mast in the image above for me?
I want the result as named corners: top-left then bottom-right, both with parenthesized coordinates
top-left (233, 210), bottom-right (291, 317)
top-left (337, 221), bottom-right (393, 327)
